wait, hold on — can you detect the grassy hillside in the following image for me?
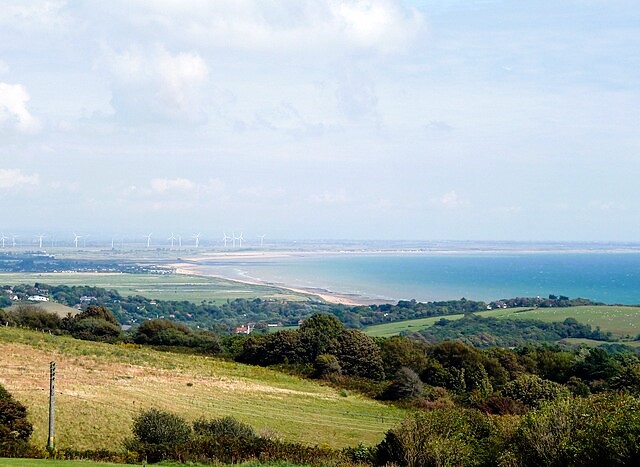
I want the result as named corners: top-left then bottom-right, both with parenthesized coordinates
top-left (0, 272), bottom-right (310, 304)
top-left (364, 306), bottom-right (640, 339)
top-left (0, 327), bottom-right (403, 451)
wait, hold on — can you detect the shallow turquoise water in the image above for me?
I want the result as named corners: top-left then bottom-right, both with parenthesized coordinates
top-left (202, 252), bottom-right (640, 304)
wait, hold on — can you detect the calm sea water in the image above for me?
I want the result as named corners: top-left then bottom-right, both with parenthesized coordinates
top-left (201, 253), bottom-right (640, 305)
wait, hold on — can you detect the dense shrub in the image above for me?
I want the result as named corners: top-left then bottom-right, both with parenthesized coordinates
top-left (513, 394), bottom-right (640, 466)
top-left (127, 408), bottom-right (191, 462)
top-left (314, 353), bottom-right (342, 378)
top-left (193, 416), bottom-right (256, 441)
top-left (383, 367), bottom-right (423, 400)
top-left (376, 408), bottom-right (498, 467)
top-left (0, 383), bottom-right (34, 457)
top-left (501, 374), bottom-right (569, 408)
top-left (8, 305), bottom-right (62, 332)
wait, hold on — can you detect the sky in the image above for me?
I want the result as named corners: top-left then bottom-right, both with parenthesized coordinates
top-left (0, 0), bottom-right (639, 242)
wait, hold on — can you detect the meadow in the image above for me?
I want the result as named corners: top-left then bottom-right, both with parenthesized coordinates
top-left (364, 306), bottom-right (640, 339)
top-left (0, 272), bottom-right (310, 304)
top-left (0, 327), bottom-right (403, 452)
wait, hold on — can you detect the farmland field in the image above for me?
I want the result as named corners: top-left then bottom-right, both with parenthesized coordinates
top-left (0, 327), bottom-right (403, 451)
top-left (364, 306), bottom-right (640, 339)
top-left (0, 272), bottom-right (311, 304)
top-left (364, 314), bottom-right (466, 338)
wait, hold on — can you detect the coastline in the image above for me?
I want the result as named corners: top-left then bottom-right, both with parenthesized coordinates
top-left (171, 262), bottom-right (378, 306)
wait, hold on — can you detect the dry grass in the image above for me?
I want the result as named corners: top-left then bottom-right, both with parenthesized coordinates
top-left (0, 327), bottom-right (403, 452)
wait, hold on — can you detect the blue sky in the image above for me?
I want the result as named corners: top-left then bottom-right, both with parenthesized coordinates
top-left (0, 0), bottom-right (638, 241)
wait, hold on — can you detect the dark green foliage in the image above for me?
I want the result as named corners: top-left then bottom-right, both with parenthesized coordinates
top-left (313, 353), bottom-right (342, 378)
top-left (501, 374), bottom-right (569, 408)
top-left (238, 330), bottom-right (304, 365)
top-left (415, 314), bottom-right (614, 347)
top-left (383, 367), bottom-right (423, 400)
top-left (74, 305), bottom-right (119, 325)
top-left (0, 383), bottom-right (33, 457)
top-left (193, 416), bottom-right (256, 441)
top-left (379, 335), bottom-right (429, 376)
top-left (299, 313), bottom-right (344, 360)
top-left (333, 329), bottom-right (385, 380)
top-left (131, 408), bottom-right (191, 445)
top-left (7, 304), bottom-right (62, 331)
top-left (375, 408), bottom-right (498, 467)
top-left (128, 408), bottom-right (192, 462)
top-left (133, 319), bottom-right (221, 353)
top-left (513, 394), bottom-right (640, 466)
top-left (68, 318), bottom-right (122, 342)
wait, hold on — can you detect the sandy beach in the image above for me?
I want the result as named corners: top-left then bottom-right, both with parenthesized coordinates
top-left (170, 260), bottom-right (373, 306)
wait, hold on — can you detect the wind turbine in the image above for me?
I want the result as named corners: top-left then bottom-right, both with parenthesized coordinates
top-left (231, 231), bottom-right (236, 249)
top-left (222, 232), bottom-right (230, 248)
top-left (36, 234), bottom-right (46, 249)
top-left (11, 235), bottom-right (17, 248)
top-left (168, 232), bottom-right (176, 249)
top-left (193, 233), bottom-right (200, 248)
top-left (0, 233), bottom-right (7, 249)
top-left (73, 232), bottom-right (82, 250)
top-left (236, 232), bottom-right (243, 248)
top-left (259, 234), bottom-right (266, 248)
top-left (145, 233), bottom-right (152, 248)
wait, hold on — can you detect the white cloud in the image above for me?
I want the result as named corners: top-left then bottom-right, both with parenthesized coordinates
top-left (0, 0), bottom-right (69, 33)
top-left (149, 177), bottom-right (195, 194)
top-left (309, 189), bottom-right (349, 205)
top-left (105, 0), bottom-right (423, 54)
top-left (0, 169), bottom-right (40, 189)
top-left (0, 82), bottom-right (40, 133)
top-left (102, 46), bottom-right (210, 121)
top-left (430, 190), bottom-right (467, 208)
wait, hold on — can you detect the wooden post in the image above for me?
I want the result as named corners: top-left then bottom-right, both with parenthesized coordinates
top-left (47, 361), bottom-right (56, 452)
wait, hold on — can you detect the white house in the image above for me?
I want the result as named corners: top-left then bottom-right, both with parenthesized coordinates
top-left (27, 295), bottom-right (49, 302)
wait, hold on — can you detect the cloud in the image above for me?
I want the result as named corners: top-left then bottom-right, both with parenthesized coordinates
top-left (309, 189), bottom-right (349, 205)
top-left (0, 82), bottom-right (40, 133)
top-left (0, 169), bottom-right (40, 189)
top-left (102, 46), bottom-right (210, 122)
top-left (103, 0), bottom-right (423, 54)
top-left (0, 0), bottom-right (69, 33)
top-left (430, 190), bottom-right (468, 208)
top-left (149, 177), bottom-right (195, 194)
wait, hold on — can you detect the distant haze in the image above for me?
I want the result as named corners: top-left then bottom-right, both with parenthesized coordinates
top-left (0, 1), bottom-right (638, 241)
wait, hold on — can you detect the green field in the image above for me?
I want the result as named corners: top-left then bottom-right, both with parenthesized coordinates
top-left (0, 327), bottom-right (403, 452)
top-left (364, 306), bottom-right (640, 339)
top-left (364, 314), bottom-right (466, 338)
top-left (0, 272), bottom-right (311, 304)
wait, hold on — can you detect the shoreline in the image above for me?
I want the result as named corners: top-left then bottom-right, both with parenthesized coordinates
top-left (171, 262), bottom-right (381, 306)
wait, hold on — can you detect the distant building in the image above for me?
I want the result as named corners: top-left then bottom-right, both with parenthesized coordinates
top-left (27, 295), bottom-right (49, 302)
top-left (234, 323), bottom-right (255, 334)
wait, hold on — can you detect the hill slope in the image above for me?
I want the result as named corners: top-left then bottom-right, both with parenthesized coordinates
top-left (0, 327), bottom-right (403, 451)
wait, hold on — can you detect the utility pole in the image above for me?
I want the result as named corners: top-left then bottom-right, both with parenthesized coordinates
top-left (47, 361), bottom-right (56, 452)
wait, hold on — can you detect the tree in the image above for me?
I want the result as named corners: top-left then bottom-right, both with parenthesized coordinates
top-left (379, 336), bottom-right (428, 377)
top-left (384, 367), bottom-right (424, 400)
top-left (299, 313), bottom-right (344, 360)
top-left (333, 329), bottom-right (384, 380)
top-left (0, 383), bottom-right (33, 456)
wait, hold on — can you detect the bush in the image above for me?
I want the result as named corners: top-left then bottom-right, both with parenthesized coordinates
top-left (127, 408), bottom-right (191, 462)
top-left (376, 408), bottom-right (499, 467)
top-left (501, 374), bottom-right (569, 408)
top-left (313, 354), bottom-right (342, 378)
top-left (193, 416), bottom-right (256, 441)
top-left (10, 305), bottom-right (62, 332)
top-left (383, 367), bottom-right (424, 400)
top-left (0, 383), bottom-right (34, 457)
top-left (513, 394), bottom-right (640, 466)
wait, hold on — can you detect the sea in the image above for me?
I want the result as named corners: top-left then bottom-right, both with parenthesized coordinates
top-left (199, 251), bottom-right (640, 305)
